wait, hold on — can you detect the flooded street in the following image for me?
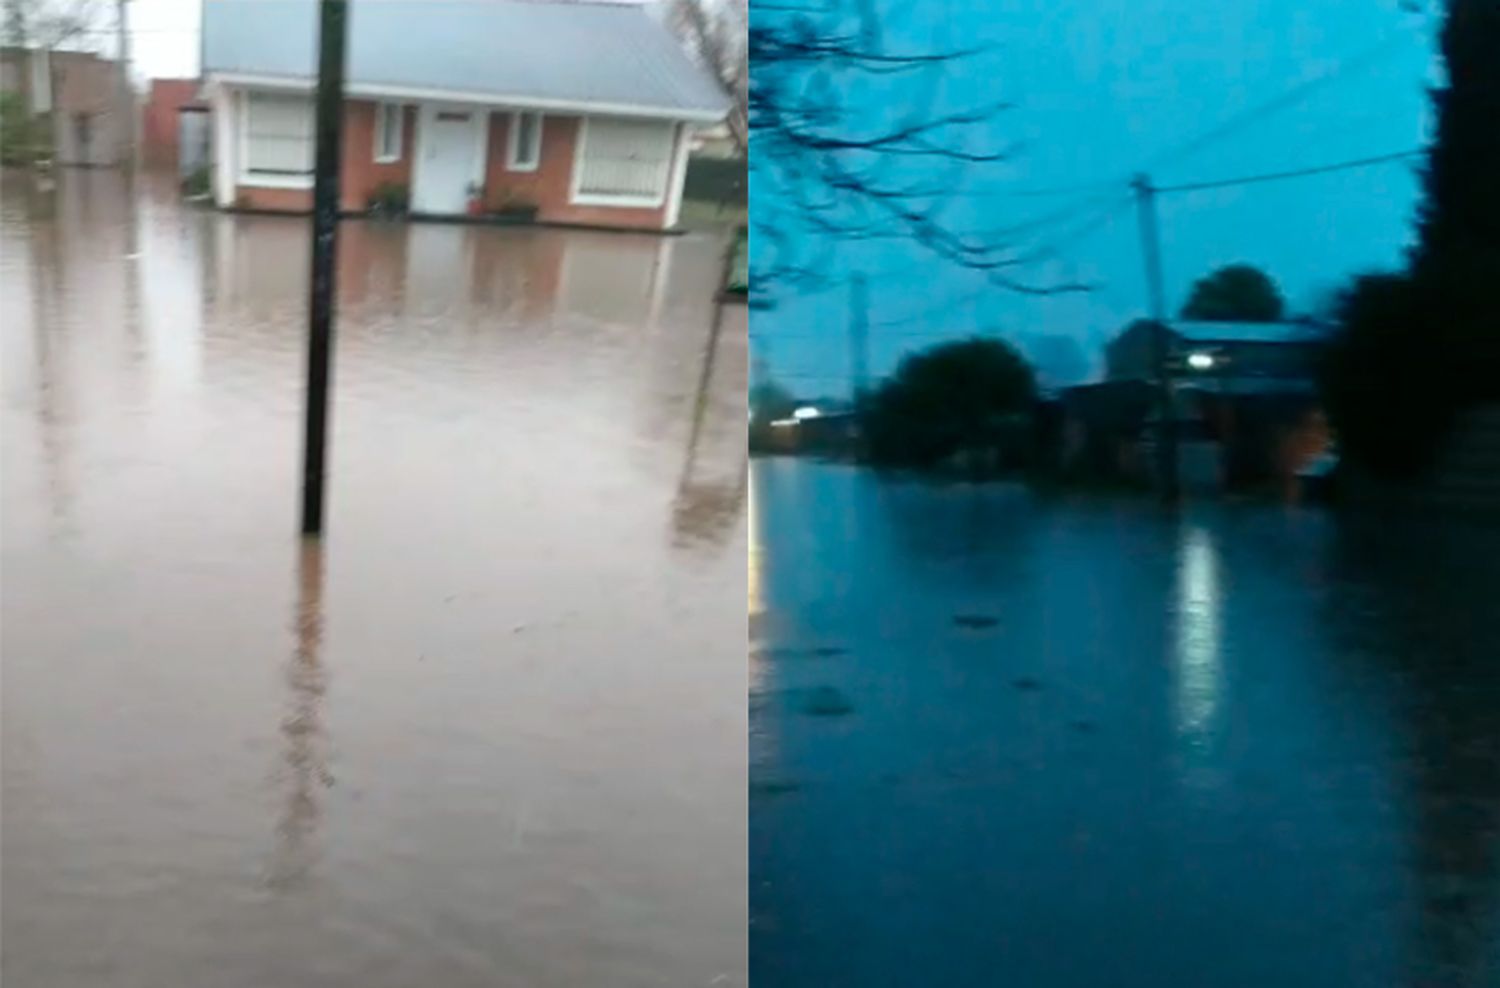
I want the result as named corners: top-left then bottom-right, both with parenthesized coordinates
top-left (1, 170), bottom-right (747, 988)
top-left (751, 461), bottom-right (1500, 988)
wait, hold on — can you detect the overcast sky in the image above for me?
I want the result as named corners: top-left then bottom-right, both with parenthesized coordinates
top-left (751, 0), bottom-right (1437, 391)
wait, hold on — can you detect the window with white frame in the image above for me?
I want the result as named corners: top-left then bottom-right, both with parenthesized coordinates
top-left (374, 102), bottom-right (402, 162)
top-left (574, 117), bottom-right (675, 203)
top-left (243, 92), bottom-right (314, 181)
top-left (507, 111), bottom-right (542, 171)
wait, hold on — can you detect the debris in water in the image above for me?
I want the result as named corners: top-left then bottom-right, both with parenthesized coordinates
top-left (801, 686), bottom-right (854, 717)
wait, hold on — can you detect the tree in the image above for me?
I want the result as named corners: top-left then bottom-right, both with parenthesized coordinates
top-left (1409, 0), bottom-right (1500, 395)
top-left (1321, 273), bottom-right (1453, 479)
top-left (1321, 0), bottom-right (1500, 481)
top-left (1180, 264), bottom-right (1286, 322)
top-left (665, 0), bottom-right (748, 156)
top-left (860, 337), bottom-right (1037, 469)
top-left (749, 2), bottom-right (1085, 301)
top-left (3, 0), bottom-right (106, 51)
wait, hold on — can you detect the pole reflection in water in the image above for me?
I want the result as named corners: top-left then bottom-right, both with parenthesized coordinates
top-left (268, 538), bottom-right (332, 891)
top-left (670, 230), bottom-right (748, 553)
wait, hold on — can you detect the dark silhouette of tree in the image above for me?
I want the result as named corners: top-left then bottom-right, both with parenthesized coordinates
top-left (1180, 264), bottom-right (1286, 322)
top-left (1410, 0), bottom-right (1500, 393)
top-left (749, 1), bottom-right (1086, 302)
top-left (1323, 0), bottom-right (1500, 477)
top-left (861, 337), bottom-right (1037, 469)
top-left (1321, 273), bottom-right (1452, 478)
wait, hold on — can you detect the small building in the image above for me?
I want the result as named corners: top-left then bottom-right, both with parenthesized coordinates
top-left (1105, 319), bottom-right (1328, 384)
top-left (141, 77), bottom-right (209, 172)
top-left (1, 47), bottom-right (129, 166)
top-left (1072, 319), bottom-right (1334, 495)
top-left (199, 0), bottom-right (728, 230)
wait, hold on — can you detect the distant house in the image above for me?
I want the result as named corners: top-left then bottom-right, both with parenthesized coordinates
top-left (1105, 319), bottom-right (1328, 386)
top-left (141, 78), bottom-right (209, 172)
top-left (1070, 319), bottom-right (1334, 495)
top-left (199, 0), bottom-right (729, 229)
top-left (1, 47), bottom-right (129, 166)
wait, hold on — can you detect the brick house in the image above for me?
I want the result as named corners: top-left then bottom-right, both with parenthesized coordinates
top-left (141, 78), bottom-right (208, 170)
top-left (200, 0), bottom-right (728, 230)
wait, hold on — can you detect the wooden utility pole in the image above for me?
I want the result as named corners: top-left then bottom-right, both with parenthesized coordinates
top-left (300, 0), bottom-right (349, 535)
top-left (1133, 172), bottom-right (1179, 503)
top-left (848, 272), bottom-right (869, 405)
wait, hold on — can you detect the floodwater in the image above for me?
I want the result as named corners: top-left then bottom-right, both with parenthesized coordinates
top-left (1, 170), bottom-right (747, 988)
top-left (750, 460), bottom-right (1500, 988)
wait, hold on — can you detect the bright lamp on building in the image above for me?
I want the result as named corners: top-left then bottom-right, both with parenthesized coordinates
top-left (1186, 352), bottom-right (1216, 371)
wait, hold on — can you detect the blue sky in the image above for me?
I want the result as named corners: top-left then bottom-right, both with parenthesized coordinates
top-left (750, 0), bottom-right (1437, 393)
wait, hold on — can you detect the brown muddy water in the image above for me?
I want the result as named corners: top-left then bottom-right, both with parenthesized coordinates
top-left (1, 170), bottom-right (747, 988)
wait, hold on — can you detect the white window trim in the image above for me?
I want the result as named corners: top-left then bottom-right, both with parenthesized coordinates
top-left (506, 111), bottom-right (543, 172)
top-left (568, 116), bottom-right (674, 210)
top-left (237, 89), bottom-right (314, 190)
top-left (373, 102), bottom-right (403, 163)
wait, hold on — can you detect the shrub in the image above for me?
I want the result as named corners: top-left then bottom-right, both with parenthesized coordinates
top-left (366, 181), bottom-right (409, 215)
top-left (181, 165), bottom-right (211, 198)
top-left (861, 337), bottom-right (1038, 471)
top-left (0, 93), bottom-right (50, 166)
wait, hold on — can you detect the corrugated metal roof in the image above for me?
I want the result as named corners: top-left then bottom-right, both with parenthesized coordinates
top-left (201, 0), bottom-right (729, 119)
top-left (1173, 320), bottom-right (1329, 345)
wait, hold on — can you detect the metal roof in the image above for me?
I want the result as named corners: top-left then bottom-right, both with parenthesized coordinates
top-left (1172, 320), bottom-right (1330, 345)
top-left (201, 0), bottom-right (729, 120)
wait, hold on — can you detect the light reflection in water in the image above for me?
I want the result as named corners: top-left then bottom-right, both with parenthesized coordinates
top-left (1174, 524), bottom-right (1224, 770)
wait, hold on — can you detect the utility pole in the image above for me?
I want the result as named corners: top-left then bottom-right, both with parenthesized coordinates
top-left (1133, 172), bottom-right (1179, 503)
top-left (115, 0), bottom-right (134, 169)
top-left (848, 272), bottom-right (869, 406)
top-left (300, 0), bottom-right (349, 536)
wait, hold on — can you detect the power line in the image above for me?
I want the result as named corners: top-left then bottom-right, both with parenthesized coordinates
top-left (1142, 31), bottom-right (1415, 175)
top-left (954, 29), bottom-right (1418, 250)
top-left (1157, 148), bottom-right (1424, 194)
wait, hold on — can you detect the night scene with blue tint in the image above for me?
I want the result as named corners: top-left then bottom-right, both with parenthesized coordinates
top-left (748, 1), bottom-right (1500, 987)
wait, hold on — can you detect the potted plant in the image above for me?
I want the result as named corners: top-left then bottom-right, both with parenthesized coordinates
top-left (466, 181), bottom-right (485, 217)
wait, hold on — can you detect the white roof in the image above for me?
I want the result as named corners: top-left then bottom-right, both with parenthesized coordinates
top-left (1173, 320), bottom-right (1329, 345)
top-left (201, 0), bottom-right (729, 121)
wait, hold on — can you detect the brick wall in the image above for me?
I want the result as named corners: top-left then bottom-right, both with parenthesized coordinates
top-left (142, 78), bottom-right (201, 168)
top-left (483, 113), bottom-right (675, 230)
top-left (338, 100), bottom-right (416, 211)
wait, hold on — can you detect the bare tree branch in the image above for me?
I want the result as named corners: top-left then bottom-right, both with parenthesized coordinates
top-left (666, 0), bottom-right (748, 155)
top-left (750, 1), bottom-right (1087, 301)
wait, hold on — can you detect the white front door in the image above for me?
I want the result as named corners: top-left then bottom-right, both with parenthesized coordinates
top-left (414, 106), bottom-right (484, 214)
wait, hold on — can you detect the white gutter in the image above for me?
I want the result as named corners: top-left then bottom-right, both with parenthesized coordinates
top-left (204, 71), bottom-right (728, 124)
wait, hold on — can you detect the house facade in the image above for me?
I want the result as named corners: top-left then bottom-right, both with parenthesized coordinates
top-left (1075, 320), bottom-right (1335, 495)
top-left (200, 0), bottom-right (728, 230)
